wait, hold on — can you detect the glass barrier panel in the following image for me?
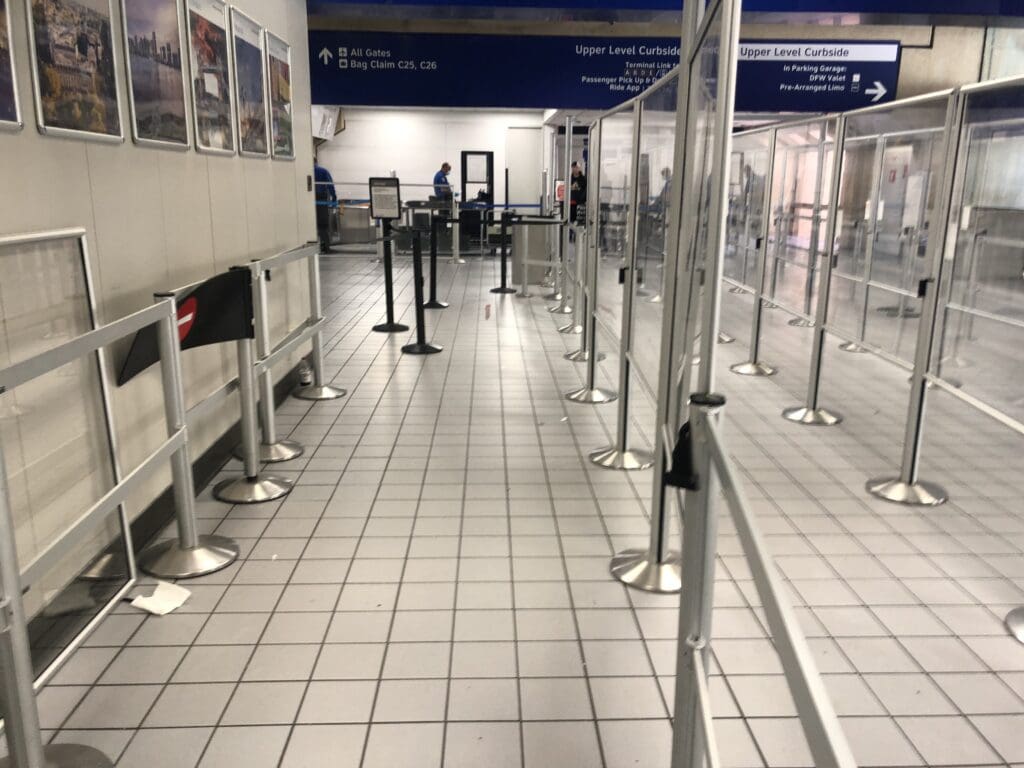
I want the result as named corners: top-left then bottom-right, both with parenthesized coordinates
top-left (668, 3), bottom-right (721, 415)
top-left (632, 73), bottom-right (678, 399)
top-left (596, 108), bottom-right (635, 347)
top-left (938, 84), bottom-right (1024, 423)
top-left (828, 97), bottom-right (950, 364)
top-left (725, 130), bottom-right (771, 290)
top-left (765, 120), bottom-right (831, 320)
top-left (0, 236), bottom-right (128, 679)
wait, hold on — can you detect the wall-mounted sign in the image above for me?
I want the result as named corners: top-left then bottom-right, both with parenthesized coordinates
top-left (230, 8), bottom-right (268, 156)
top-left (735, 41), bottom-right (901, 113)
top-left (187, 0), bottom-right (234, 154)
top-left (309, 31), bottom-right (680, 110)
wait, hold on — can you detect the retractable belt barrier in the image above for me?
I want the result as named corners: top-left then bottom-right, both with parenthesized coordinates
top-left (0, 299), bottom-right (238, 768)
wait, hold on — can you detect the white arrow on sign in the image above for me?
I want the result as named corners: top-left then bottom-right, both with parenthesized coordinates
top-left (318, 47), bottom-right (332, 65)
top-left (865, 81), bottom-right (887, 103)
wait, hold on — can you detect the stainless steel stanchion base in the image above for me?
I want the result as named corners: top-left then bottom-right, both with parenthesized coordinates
top-left (450, 258), bottom-right (466, 265)
top-left (373, 322), bottom-right (410, 334)
top-left (543, 290), bottom-right (562, 301)
top-left (865, 477), bottom-right (948, 506)
top-left (731, 361), bottom-right (777, 377)
top-left (647, 294), bottom-right (663, 304)
top-left (558, 322), bottom-right (583, 335)
top-left (0, 744), bottom-right (115, 768)
top-left (564, 349), bottom-right (605, 363)
top-left (424, 300), bottom-right (449, 310)
top-left (788, 317), bottom-right (815, 327)
top-left (548, 304), bottom-right (573, 314)
top-left (138, 534), bottom-right (240, 579)
top-left (1005, 607), bottom-right (1024, 643)
top-left (515, 292), bottom-right (532, 299)
top-left (565, 386), bottom-right (617, 404)
top-left (402, 342), bottom-right (443, 355)
top-left (838, 341), bottom-right (869, 353)
top-left (781, 406), bottom-right (843, 426)
top-left (589, 447), bottom-right (655, 471)
top-left (718, 332), bottom-right (735, 344)
top-left (610, 548), bottom-right (681, 593)
top-left (250, 439), bottom-right (304, 463)
top-left (213, 474), bottom-right (293, 504)
top-left (490, 287), bottom-right (517, 295)
top-left (293, 384), bottom-right (347, 400)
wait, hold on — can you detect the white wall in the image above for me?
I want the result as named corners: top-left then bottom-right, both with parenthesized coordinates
top-left (0, 0), bottom-right (316, 589)
top-left (316, 108), bottom-right (544, 204)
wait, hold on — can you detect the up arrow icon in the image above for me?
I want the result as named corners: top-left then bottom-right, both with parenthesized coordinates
top-left (318, 47), bottom-right (332, 65)
top-left (865, 81), bottom-right (887, 103)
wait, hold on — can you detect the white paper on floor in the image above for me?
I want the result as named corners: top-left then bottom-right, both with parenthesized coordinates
top-left (130, 581), bottom-right (191, 615)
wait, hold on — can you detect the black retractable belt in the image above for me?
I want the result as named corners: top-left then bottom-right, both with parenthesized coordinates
top-left (402, 229), bottom-right (443, 356)
top-left (373, 220), bottom-right (410, 334)
top-left (491, 211), bottom-right (516, 294)
top-left (424, 214), bottom-right (448, 310)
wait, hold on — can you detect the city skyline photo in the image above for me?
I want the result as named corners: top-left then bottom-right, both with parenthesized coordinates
top-left (123, 0), bottom-right (188, 144)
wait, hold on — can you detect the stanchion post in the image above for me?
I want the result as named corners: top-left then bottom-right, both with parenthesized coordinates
top-left (424, 213), bottom-right (448, 309)
top-left (0, 444), bottom-right (117, 767)
top-left (372, 220), bottom-right (410, 334)
top-left (565, 123), bottom-right (604, 360)
top-left (671, 394), bottom-right (725, 768)
top-left (214, 329), bottom-right (294, 503)
top-left (450, 194), bottom-right (464, 264)
top-left (558, 222), bottom-right (584, 334)
top-left (244, 266), bottom-right (304, 458)
top-left (402, 230), bottom-right (443, 355)
top-left (782, 116), bottom-right (848, 426)
top-left (548, 222), bottom-right (573, 314)
top-left (294, 248), bottom-right (347, 400)
top-left (515, 221), bottom-right (533, 299)
top-left (731, 126), bottom-right (779, 377)
top-left (374, 219), bottom-right (383, 263)
top-left (565, 197), bottom-right (616, 404)
top-left (591, 100), bottom-right (652, 468)
top-left (491, 211), bottom-right (517, 294)
top-left (140, 307), bottom-right (240, 577)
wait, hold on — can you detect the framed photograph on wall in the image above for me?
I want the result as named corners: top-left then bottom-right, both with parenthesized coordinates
top-left (25, 0), bottom-right (124, 141)
top-left (265, 30), bottom-right (292, 160)
top-left (0, 0), bottom-right (22, 130)
top-left (229, 8), bottom-right (266, 156)
top-left (186, 0), bottom-right (233, 154)
top-left (120, 0), bottom-right (189, 148)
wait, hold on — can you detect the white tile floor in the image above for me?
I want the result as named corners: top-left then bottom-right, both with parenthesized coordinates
top-left (32, 254), bottom-right (1024, 767)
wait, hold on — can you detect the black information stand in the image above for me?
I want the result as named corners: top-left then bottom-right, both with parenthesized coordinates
top-left (424, 214), bottom-right (448, 310)
top-left (403, 230), bottom-right (443, 355)
top-left (372, 219), bottom-right (409, 334)
top-left (490, 211), bottom-right (516, 294)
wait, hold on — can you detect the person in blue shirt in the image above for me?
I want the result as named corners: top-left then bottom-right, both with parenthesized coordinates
top-left (433, 162), bottom-right (452, 199)
top-left (314, 161), bottom-right (337, 252)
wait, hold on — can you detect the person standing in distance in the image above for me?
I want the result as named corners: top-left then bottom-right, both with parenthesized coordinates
top-left (314, 158), bottom-right (337, 253)
top-left (569, 161), bottom-right (587, 225)
top-left (433, 162), bottom-right (453, 199)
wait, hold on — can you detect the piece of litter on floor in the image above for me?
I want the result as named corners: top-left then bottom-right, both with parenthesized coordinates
top-left (130, 581), bottom-right (190, 615)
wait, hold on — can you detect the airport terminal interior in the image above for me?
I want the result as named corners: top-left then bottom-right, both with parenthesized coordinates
top-left (2, 0), bottom-right (1024, 766)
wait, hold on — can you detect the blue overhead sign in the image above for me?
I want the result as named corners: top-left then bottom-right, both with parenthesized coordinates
top-left (735, 41), bottom-right (901, 112)
top-left (309, 31), bottom-right (901, 113)
top-left (310, 0), bottom-right (1024, 13)
top-left (308, 32), bottom-right (680, 109)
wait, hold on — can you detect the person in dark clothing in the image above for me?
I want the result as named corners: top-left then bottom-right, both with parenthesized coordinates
top-left (433, 162), bottom-right (453, 199)
top-left (314, 162), bottom-right (337, 252)
top-left (569, 162), bottom-right (587, 225)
